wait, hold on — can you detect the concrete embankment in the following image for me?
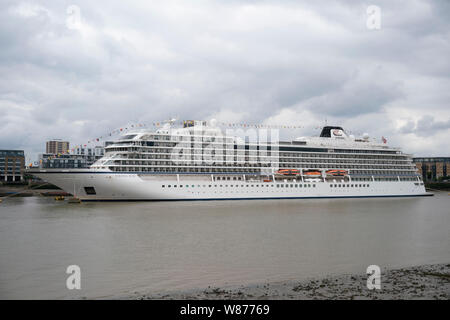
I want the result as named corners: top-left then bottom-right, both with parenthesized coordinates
top-left (0, 185), bottom-right (70, 197)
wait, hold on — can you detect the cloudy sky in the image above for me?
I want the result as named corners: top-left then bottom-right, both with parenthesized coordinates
top-left (1, 0), bottom-right (449, 162)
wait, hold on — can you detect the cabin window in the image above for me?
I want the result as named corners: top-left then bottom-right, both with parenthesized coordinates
top-left (84, 187), bottom-right (96, 195)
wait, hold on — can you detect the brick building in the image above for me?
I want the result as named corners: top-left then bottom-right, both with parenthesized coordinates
top-left (46, 140), bottom-right (70, 155)
top-left (413, 157), bottom-right (450, 181)
top-left (0, 150), bottom-right (25, 182)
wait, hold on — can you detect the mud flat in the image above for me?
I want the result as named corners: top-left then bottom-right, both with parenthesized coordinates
top-left (129, 264), bottom-right (449, 300)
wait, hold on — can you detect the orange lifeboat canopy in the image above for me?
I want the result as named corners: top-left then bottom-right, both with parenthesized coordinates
top-left (304, 170), bottom-right (321, 176)
top-left (326, 169), bottom-right (347, 176)
top-left (276, 169), bottom-right (300, 175)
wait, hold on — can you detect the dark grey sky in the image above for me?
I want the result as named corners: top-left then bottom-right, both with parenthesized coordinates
top-left (1, 0), bottom-right (449, 162)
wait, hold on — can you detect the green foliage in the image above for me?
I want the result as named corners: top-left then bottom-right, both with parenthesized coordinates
top-left (425, 182), bottom-right (450, 191)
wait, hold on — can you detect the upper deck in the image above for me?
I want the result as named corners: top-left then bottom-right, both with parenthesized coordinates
top-left (90, 120), bottom-right (419, 178)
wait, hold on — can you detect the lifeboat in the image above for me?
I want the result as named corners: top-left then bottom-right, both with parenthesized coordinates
top-left (276, 169), bottom-right (300, 176)
top-left (303, 170), bottom-right (321, 176)
top-left (326, 169), bottom-right (347, 176)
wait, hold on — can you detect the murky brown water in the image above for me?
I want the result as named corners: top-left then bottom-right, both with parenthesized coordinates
top-left (0, 193), bottom-right (449, 299)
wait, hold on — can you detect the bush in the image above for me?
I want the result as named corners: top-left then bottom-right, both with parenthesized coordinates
top-left (425, 182), bottom-right (450, 191)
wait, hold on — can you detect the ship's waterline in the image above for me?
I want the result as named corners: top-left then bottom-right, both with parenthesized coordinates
top-left (0, 193), bottom-right (448, 299)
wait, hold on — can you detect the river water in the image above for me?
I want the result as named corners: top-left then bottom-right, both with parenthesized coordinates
top-left (0, 193), bottom-right (449, 299)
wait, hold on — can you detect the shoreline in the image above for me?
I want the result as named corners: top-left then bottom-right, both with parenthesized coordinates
top-left (425, 182), bottom-right (450, 191)
top-left (127, 263), bottom-right (449, 300)
top-left (0, 185), bottom-right (69, 197)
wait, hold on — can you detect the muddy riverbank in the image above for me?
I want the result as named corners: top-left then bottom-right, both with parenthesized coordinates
top-left (129, 264), bottom-right (450, 300)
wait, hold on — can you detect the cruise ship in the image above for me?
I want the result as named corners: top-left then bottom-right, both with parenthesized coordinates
top-left (29, 120), bottom-right (428, 201)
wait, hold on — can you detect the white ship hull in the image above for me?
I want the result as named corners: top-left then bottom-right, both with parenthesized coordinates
top-left (31, 170), bottom-right (429, 201)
